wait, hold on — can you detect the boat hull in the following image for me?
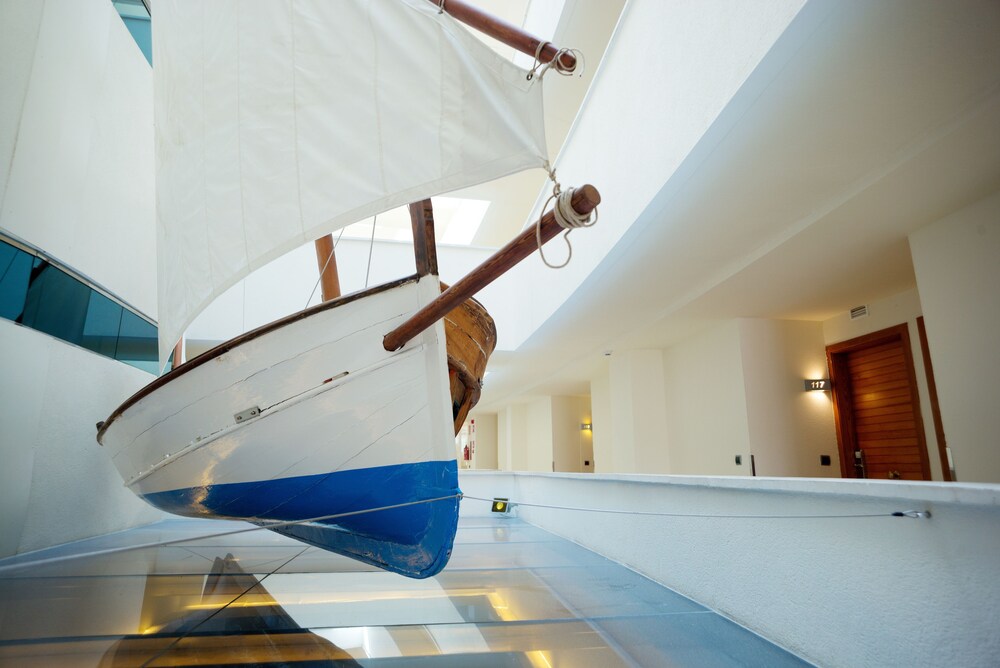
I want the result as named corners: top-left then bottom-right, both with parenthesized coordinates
top-left (144, 460), bottom-right (459, 578)
top-left (98, 276), bottom-right (458, 578)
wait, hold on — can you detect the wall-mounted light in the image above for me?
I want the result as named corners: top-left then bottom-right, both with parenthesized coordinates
top-left (580, 422), bottom-right (592, 431)
top-left (804, 379), bottom-right (831, 391)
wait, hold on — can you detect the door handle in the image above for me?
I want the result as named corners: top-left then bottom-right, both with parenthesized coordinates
top-left (853, 449), bottom-right (866, 478)
top-left (888, 470), bottom-right (901, 480)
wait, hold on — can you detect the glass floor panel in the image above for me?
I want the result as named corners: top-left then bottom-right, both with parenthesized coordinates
top-left (0, 514), bottom-right (809, 667)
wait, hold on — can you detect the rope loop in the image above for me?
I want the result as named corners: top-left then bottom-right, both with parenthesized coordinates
top-left (536, 165), bottom-right (598, 269)
top-left (527, 45), bottom-right (585, 81)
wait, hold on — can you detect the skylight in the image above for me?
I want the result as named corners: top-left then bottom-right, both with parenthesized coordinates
top-left (339, 197), bottom-right (491, 247)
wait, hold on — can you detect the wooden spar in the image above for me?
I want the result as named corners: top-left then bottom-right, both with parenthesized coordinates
top-left (317, 0), bottom-right (573, 309)
top-left (430, 0), bottom-right (577, 71)
top-left (409, 199), bottom-right (439, 277)
top-left (383, 184), bottom-right (600, 352)
top-left (313, 235), bottom-right (342, 301)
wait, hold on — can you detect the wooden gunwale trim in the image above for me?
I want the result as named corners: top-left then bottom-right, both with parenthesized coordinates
top-left (97, 275), bottom-right (419, 443)
top-left (430, 0), bottom-right (577, 70)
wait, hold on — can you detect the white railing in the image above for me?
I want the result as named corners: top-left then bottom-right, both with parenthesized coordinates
top-left (459, 470), bottom-right (1000, 668)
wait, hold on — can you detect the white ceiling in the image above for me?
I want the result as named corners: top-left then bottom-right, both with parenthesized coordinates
top-left (475, 0), bottom-right (1000, 410)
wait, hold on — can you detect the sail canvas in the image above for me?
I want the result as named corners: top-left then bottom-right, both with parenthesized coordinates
top-left (153, 0), bottom-right (548, 364)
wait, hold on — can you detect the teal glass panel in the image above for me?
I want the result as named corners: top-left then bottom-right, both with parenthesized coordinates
top-left (81, 291), bottom-right (124, 358)
top-left (113, 1), bottom-right (152, 65)
top-left (19, 260), bottom-right (91, 345)
top-left (122, 17), bottom-right (152, 65)
top-left (116, 309), bottom-right (159, 374)
top-left (1, 238), bottom-right (166, 374)
top-left (0, 241), bottom-right (33, 320)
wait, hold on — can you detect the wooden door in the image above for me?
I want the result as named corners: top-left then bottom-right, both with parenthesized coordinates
top-left (827, 324), bottom-right (931, 480)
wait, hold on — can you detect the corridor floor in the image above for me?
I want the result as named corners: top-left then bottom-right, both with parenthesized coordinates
top-left (0, 511), bottom-right (809, 666)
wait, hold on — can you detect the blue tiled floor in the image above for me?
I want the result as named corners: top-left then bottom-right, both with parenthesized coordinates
top-left (0, 512), bottom-right (809, 666)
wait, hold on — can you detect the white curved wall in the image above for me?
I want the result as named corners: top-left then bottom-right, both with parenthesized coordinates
top-left (479, 0), bottom-right (808, 350)
top-left (0, 0), bottom-right (161, 557)
top-left (0, 0), bottom-right (155, 316)
top-left (0, 321), bottom-right (164, 558)
top-left (910, 189), bottom-right (1000, 483)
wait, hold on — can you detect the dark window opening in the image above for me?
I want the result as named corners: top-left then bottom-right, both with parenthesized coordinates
top-left (0, 237), bottom-right (169, 374)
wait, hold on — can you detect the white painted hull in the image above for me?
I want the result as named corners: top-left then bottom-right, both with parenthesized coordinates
top-left (98, 276), bottom-right (459, 577)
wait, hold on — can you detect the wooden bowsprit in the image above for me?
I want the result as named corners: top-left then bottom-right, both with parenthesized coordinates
top-left (383, 184), bottom-right (601, 352)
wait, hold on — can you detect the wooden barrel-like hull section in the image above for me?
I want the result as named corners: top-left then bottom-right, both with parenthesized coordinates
top-left (442, 285), bottom-right (496, 434)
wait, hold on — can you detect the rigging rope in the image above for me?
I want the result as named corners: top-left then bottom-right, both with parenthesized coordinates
top-left (0, 493), bottom-right (462, 575)
top-left (462, 494), bottom-right (931, 520)
top-left (364, 214), bottom-right (378, 288)
top-left (0, 250), bottom-right (18, 286)
top-left (0, 494), bottom-right (930, 576)
top-left (536, 163), bottom-right (598, 269)
top-left (304, 227), bottom-right (345, 309)
top-left (527, 42), bottom-right (585, 81)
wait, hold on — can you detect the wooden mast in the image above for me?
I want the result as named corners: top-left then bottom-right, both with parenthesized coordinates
top-left (409, 199), bottom-right (438, 277)
top-left (384, 184), bottom-right (600, 352)
top-left (313, 234), bottom-right (341, 301)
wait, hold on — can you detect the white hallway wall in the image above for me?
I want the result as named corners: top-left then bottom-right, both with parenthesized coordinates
top-left (739, 318), bottom-right (839, 478)
top-left (578, 318), bottom-right (838, 478)
top-left (662, 321), bottom-right (750, 476)
top-left (490, 395), bottom-right (591, 473)
top-left (490, 287), bottom-right (967, 480)
top-left (491, 299), bottom-right (968, 479)
top-left (550, 395), bottom-right (591, 473)
top-left (470, 413), bottom-right (498, 470)
top-left (910, 189), bottom-right (1000, 483)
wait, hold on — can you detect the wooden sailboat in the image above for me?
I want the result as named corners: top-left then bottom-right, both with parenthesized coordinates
top-left (96, 0), bottom-right (599, 579)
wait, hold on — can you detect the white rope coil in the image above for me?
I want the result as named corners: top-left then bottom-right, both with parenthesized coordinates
top-left (536, 164), bottom-right (598, 269)
top-left (527, 44), bottom-right (585, 81)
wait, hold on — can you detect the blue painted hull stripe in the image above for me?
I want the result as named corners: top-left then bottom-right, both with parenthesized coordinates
top-left (141, 460), bottom-right (460, 579)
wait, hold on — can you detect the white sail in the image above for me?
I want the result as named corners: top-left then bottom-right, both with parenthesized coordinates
top-left (153, 0), bottom-right (548, 365)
